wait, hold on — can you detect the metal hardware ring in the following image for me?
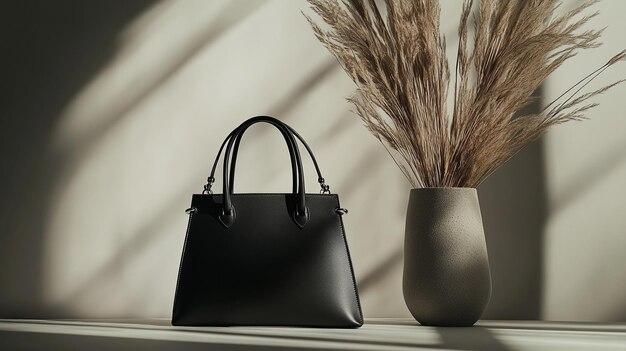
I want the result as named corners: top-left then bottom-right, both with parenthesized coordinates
top-left (335, 207), bottom-right (348, 215)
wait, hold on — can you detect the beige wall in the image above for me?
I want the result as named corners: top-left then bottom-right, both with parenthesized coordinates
top-left (542, 2), bottom-right (626, 320)
top-left (1, 0), bottom-right (624, 321)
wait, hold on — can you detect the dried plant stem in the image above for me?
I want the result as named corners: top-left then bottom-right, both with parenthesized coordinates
top-left (306, 0), bottom-right (626, 188)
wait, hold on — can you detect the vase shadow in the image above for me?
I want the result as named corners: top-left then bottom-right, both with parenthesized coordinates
top-left (478, 89), bottom-right (547, 320)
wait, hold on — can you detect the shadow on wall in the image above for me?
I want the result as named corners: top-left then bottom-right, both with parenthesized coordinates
top-left (0, 0), bottom-right (549, 321)
top-left (0, 0), bottom-right (155, 318)
top-left (479, 90), bottom-right (547, 320)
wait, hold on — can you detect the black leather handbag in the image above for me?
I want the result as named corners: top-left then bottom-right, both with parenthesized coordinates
top-left (172, 116), bottom-right (363, 327)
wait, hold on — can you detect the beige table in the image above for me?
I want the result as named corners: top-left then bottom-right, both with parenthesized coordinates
top-left (1, 318), bottom-right (625, 350)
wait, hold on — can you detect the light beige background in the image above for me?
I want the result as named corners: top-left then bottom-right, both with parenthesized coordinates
top-left (1, 0), bottom-right (625, 321)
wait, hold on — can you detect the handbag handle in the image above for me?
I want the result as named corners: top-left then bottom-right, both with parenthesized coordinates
top-left (206, 121), bottom-right (299, 195)
top-left (228, 120), bottom-right (329, 194)
top-left (217, 116), bottom-right (309, 228)
top-left (205, 117), bottom-right (330, 195)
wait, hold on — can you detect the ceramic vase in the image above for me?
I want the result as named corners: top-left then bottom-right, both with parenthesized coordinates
top-left (403, 187), bottom-right (491, 327)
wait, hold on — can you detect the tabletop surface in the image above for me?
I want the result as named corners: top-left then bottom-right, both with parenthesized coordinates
top-left (1, 318), bottom-right (625, 351)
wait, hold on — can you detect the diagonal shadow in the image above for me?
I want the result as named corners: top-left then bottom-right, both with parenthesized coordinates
top-left (548, 138), bottom-right (626, 216)
top-left (42, 2), bottom-right (267, 313)
top-left (56, 1), bottom-right (266, 160)
top-left (269, 59), bottom-right (339, 120)
top-left (338, 149), bottom-right (386, 196)
top-left (53, 188), bottom-right (195, 312)
top-left (357, 247), bottom-right (403, 293)
top-left (0, 0), bottom-right (156, 319)
top-left (311, 111), bottom-right (356, 145)
top-left (48, 3), bottom-right (268, 225)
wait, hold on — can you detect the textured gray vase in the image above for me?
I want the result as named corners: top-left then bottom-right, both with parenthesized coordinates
top-left (403, 187), bottom-right (491, 327)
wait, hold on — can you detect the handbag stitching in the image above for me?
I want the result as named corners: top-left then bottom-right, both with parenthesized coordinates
top-left (333, 196), bottom-right (365, 325)
top-left (172, 210), bottom-right (195, 322)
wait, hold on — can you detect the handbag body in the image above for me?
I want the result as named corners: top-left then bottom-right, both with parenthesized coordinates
top-left (172, 116), bottom-right (363, 327)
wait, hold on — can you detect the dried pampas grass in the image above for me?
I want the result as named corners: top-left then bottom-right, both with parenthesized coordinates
top-left (305, 0), bottom-right (626, 188)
